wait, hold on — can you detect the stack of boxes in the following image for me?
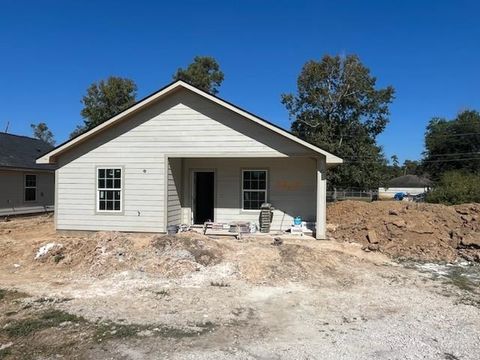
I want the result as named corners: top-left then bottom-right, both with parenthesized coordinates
top-left (259, 203), bottom-right (273, 233)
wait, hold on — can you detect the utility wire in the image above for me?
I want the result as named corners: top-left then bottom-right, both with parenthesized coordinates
top-left (339, 151), bottom-right (480, 160)
top-left (343, 157), bottom-right (480, 164)
top-left (323, 131), bottom-right (480, 139)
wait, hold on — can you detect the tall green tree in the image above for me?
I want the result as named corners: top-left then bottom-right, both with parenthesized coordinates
top-left (31, 122), bottom-right (55, 146)
top-left (71, 76), bottom-right (137, 138)
top-left (423, 110), bottom-right (480, 180)
top-left (282, 54), bottom-right (395, 189)
top-left (390, 155), bottom-right (399, 168)
top-left (402, 159), bottom-right (421, 176)
top-left (173, 56), bottom-right (224, 94)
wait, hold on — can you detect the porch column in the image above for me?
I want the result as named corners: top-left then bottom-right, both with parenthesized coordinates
top-left (316, 157), bottom-right (327, 239)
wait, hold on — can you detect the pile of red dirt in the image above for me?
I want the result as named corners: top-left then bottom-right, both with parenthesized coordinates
top-left (327, 201), bottom-right (480, 262)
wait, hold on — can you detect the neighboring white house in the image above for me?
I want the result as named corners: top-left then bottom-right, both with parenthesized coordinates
top-left (0, 133), bottom-right (55, 216)
top-left (37, 81), bottom-right (342, 239)
top-left (378, 174), bottom-right (433, 199)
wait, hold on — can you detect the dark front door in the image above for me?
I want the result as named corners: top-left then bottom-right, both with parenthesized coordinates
top-left (194, 171), bottom-right (214, 224)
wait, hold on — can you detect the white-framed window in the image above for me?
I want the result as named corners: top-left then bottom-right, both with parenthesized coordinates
top-left (242, 170), bottom-right (267, 210)
top-left (24, 174), bottom-right (37, 202)
top-left (97, 168), bottom-right (122, 212)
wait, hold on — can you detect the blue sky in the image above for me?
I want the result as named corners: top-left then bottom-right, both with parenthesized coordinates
top-left (1, 0), bottom-right (479, 163)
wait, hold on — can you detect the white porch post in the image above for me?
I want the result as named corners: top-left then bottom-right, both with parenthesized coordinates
top-left (316, 157), bottom-right (327, 239)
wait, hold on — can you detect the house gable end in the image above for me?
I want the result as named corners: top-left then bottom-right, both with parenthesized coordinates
top-left (38, 81), bottom-right (342, 165)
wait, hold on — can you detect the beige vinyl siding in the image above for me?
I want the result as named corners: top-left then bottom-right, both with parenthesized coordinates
top-left (181, 158), bottom-right (316, 231)
top-left (167, 158), bottom-right (182, 226)
top-left (0, 169), bottom-right (54, 214)
top-left (55, 88), bottom-right (318, 232)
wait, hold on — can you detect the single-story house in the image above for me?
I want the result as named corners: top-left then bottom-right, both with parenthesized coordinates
top-left (0, 133), bottom-right (55, 216)
top-left (37, 81), bottom-right (342, 239)
top-left (378, 174), bottom-right (433, 199)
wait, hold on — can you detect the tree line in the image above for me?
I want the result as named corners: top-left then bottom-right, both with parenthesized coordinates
top-left (30, 54), bottom-right (479, 204)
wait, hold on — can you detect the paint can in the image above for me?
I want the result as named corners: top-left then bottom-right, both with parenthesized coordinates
top-left (167, 225), bottom-right (179, 235)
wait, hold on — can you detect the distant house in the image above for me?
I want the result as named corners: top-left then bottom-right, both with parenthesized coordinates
top-left (378, 174), bottom-right (433, 199)
top-left (37, 81), bottom-right (342, 238)
top-left (0, 133), bottom-right (55, 216)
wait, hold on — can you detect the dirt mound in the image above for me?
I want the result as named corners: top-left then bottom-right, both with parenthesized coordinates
top-left (46, 231), bottom-right (229, 277)
top-left (327, 201), bottom-right (480, 262)
top-left (0, 215), bottom-right (230, 279)
top-left (152, 233), bottom-right (223, 266)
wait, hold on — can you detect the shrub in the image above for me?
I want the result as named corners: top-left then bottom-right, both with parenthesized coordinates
top-left (427, 171), bottom-right (480, 205)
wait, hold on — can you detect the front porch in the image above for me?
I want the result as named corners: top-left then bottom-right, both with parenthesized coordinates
top-left (165, 156), bottom-right (327, 239)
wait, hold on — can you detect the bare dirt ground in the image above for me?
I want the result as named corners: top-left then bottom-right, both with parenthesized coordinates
top-left (1, 210), bottom-right (480, 359)
top-left (327, 200), bottom-right (480, 263)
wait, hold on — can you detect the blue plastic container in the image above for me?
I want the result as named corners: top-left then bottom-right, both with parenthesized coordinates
top-left (294, 216), bottom-right (302, 225)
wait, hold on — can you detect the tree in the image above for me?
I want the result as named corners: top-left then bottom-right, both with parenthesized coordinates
top-left (426, 171), bottom-right (480, 205)
top-left (423, 110), bottom-right (480, 180)
top-left (282, 54), bottom-right (395, 189)
top-left (391, 155), bottom-right (399, 168)
top-left (31, 122), bottom-right (55, 146)
top-left (72, 76), bottom-right (137, 138)
top-left (69, 125), bottom-right (87, 139)
top-left (173, 56), bottom-right (224, 94)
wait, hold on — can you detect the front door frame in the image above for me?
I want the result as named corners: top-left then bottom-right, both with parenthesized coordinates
top-left (191, 168), bottom-right (216, 225)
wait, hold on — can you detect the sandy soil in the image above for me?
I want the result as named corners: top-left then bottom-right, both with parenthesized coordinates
top-left (1, 213), bottom-right (480, 359)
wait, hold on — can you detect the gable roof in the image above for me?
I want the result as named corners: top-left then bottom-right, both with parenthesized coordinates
top-left (0, 133), bottom-right (55, 171)
top-left (388, 175), bottom-right (433, 188)
top-left (37, 80), bottom-right (343, 164)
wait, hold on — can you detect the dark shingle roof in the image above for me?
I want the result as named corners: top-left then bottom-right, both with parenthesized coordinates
top-left (388, 175), bottom-right (433, 188)
top-left (0, 133), bottom-right (55, 171)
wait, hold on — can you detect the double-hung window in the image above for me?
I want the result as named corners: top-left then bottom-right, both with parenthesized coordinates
top-left (97, 168), bottom-right (122, 212)
top-left (24, 174), bottom-right (37, 202)
top-left (242, 170), bottom-right (267, 210)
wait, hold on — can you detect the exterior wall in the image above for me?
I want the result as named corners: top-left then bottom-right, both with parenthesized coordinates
top-left (167, 158), bottom-right (182, 226)
top-left (0, 169), bottom-right (54, 214)
top-left (55, 88), bottom-right (317, 232)
top-left (180, 158), bottom-right (317, 231)
top-left (378, 187), bottom-right (428, 199)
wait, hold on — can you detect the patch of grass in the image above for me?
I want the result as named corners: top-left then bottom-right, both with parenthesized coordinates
top-left (153, 289), bottom-right (169, 296)
top-left (93, 321), bottom-right (216, 342)
top-left (4, 309), bottom-right (85, 337)
top-left (0, 348), bottom-right (12, 359)
top-left (33, 297), bottom-right (72, 304)
top-left (94, 323), bottom-right (141, 342)
top-left (0, 289), bottom-right (27, 303)
top-left (445, 275), bottom-right (475, 292)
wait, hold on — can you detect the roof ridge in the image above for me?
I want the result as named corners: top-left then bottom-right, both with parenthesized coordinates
top-left (0, 132), bottom-right (44, 141)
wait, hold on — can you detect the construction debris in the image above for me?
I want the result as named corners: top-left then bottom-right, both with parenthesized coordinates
top-left (272, 237), bottom-right (283, 246)
top-left (35, 243), bottom-right (63, 260)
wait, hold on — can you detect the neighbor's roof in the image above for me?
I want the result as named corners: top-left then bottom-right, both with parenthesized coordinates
top-left (0, 133), bottom-right (55, 171)
top-left (388, 175), bottom-right (433, 188)
top-left (37, 80), bottom-right (343, 164)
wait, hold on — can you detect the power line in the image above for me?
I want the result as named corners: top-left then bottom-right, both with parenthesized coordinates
top-left (339, 151), bottom-right (480, 161)
top-left (343, 157), bottom-right (480, 164)
top-left (322, 131), bottom-right (480, 139)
